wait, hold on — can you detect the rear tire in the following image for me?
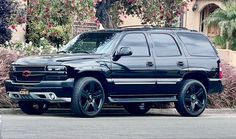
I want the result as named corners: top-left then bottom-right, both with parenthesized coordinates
top-left (124, 103), bottom-right (151, 115)
top-left (175, 79), bottom-right (207, 117)
top-left (72, 77), bottom-right (105, 117)
top-left (19, 101), bottom-right (49, 115)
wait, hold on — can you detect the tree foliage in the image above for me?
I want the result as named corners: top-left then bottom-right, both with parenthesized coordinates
top-left (0, 0), bottom-right (13, 44)
top-left (205, 3), bottom-right (236, 50)
top-left (25, 0), bottom-right (94, 47)
top-left (13, 0), bottom-right (190, 46)
top-left (95, 0), bottom-right (191, 28)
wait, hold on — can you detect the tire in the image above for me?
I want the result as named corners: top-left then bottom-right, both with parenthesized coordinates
top-left (124, 103), bottom-right (151, 115)
top-left (72, 77), bottom-right (105, 117)
top-left (175, 79), bottom-right (207, 117)
top-left (18, 101), bottom-right (49, 115)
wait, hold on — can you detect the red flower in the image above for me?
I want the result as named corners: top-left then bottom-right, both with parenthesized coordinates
top-left (9, 25), bottom-right (17, 31)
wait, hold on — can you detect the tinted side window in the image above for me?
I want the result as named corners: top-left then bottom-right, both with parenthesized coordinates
top-left (178, 33), bottom-right (216, 56)
top-left (151, 34), bottom-right (181, 57)
top-left (118, 33), bottom-right (150, 56)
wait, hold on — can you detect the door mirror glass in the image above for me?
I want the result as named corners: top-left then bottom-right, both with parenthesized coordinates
top-left (117, 47), bottom-right (132, 56)
top-left (113, 47), bottom-right (132, 61)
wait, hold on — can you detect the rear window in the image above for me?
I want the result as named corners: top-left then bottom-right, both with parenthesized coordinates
top-left (178, 33), bottom-right (216, 57)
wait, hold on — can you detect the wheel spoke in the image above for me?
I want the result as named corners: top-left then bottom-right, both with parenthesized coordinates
top-left (190, 85), bottom-right (196, 94)
top-left (83, 101), bottom-right (90, 111)
top-left (91, 102), bottom-right (99, 112)
top-left (196, 88), bottom-right (204, 97)
top-left (89, 82), bottom-right (95, 94)
top-left (93, 91), bottom-right (102, 99)
top-left (184, 96), bottom-right (191, 102)
top-left (196, 100), bottom-right (204, 109)
top-left (81, 91), bottom-right (88, 99)
top-left (190, 102), bottom-right (196, 112)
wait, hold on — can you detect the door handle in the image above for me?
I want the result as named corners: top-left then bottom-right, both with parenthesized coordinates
top-left (146, 62), bottom-right (154, 67)
top-left (177, 61), bottom-right (184, 67)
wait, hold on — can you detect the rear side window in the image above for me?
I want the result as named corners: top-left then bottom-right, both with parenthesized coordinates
top-left (178, 33), bottom-right (216, 56)
top-left (151, 34), bottom-right (181, 57)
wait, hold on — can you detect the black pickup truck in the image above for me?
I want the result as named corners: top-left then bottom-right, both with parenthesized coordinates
top-left (5, 27), bottom-right (223, 117)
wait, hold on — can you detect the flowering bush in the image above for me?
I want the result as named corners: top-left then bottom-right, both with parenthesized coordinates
top-left (2, 40), bottom-right (57, 56)
top-left (0, 48), bottom-right (23, 108)
top-left (0, 42), bottom-right (57, 108)
top-left (208, 60), bottom-right (236, 108)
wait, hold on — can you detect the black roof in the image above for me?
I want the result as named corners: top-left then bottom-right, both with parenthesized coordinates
top-left (86, 25), bottom-right (198, 34)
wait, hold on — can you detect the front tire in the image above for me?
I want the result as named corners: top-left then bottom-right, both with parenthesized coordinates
top-left (18, 101), bottom-right (49, 115)
top-left (124, 103), bottom-right (151, 115)
top-left (72, 77), bottom-right (105, 117)
top-left (175, 79), bottom-right (207, 117)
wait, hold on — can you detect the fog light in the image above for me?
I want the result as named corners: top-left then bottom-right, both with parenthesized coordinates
top-left (49, 93), bottom-right (56, 100)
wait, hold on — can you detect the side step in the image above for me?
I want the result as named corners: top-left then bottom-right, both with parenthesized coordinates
top-left (108, 96), bottom-right (178, 103)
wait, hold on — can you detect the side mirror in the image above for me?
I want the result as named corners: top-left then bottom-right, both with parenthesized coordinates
top-left (113, 47), bottom-right (132, 61)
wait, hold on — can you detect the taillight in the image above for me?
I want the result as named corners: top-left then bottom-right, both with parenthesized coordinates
top-left (219, 63), bottom-right (223, 78)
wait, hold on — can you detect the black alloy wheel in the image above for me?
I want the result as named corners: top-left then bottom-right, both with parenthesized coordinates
top-left (72, 77), bottom-right (105, 117)
top-left (175, 79), bottom-right (207, 117)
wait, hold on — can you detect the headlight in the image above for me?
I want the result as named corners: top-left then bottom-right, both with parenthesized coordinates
top-left (9, 65), bottom-right (16, 71)
top-left (47, 66), bottom-right (67, 71)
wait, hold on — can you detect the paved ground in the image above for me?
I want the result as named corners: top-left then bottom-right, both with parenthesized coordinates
top-left (1, 108), bottom-right (236, 139)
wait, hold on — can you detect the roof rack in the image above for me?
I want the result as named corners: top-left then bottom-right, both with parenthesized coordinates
top-left (118, 25), bottom-right (153, 29)
top-left (118, 25), bottom-right (188, 30)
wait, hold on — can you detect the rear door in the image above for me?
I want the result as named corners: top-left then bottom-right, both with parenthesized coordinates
top-left (149, 33), bottom-right (188, 94)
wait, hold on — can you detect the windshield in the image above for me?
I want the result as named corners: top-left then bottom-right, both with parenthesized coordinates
top-left (60, 32), bottom-right (119, 54)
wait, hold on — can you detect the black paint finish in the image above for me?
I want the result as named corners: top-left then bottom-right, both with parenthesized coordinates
top-left (5, 28), bottom-right (223, 103)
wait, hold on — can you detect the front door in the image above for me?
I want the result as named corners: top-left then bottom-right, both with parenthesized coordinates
top-left (109, 32), bottom-right (156, 96)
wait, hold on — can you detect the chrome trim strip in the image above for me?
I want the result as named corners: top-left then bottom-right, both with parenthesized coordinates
top-left (157, 82), bottom-right (177, 85)
top-left (9, 81), bottom-right (40, 85)
top-left (209, 78), bottom-right (221, 81)
top-left (107, 78), bottom-right (182, 85)
top-left (7, 92), bottom-right (71, 103)
top-left (115, 82), bottom-right (156, 85)
top-left (8, 78), bottom-right (74, 86)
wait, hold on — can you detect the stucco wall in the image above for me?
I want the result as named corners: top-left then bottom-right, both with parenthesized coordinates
top-left (120, 15), bottom-right (142, 27)
top-left (11, 24), bottom-right (26, 42)
top-left (183, 0), bottom-right (225, 31)
top-left (218, 49), bottom-right (236, 68)
top-left (11, 0), bottom-right (26, 43)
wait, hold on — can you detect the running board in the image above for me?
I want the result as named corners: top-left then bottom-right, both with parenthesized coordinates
top-left (108, 96), bottom-right (178, 103)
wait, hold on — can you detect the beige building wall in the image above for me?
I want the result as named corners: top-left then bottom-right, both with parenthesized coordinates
top-left (120, 15), bottom-right (142, 27)
top-left (183, 0), bottom-right (225, 32)
top-left (11, 0), bottom-right (26, 43)
top-left (11, 24), bottom-right (26, 42)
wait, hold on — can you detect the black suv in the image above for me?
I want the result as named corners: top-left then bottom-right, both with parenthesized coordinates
top-left (5, 27), bottom-right (223, 117)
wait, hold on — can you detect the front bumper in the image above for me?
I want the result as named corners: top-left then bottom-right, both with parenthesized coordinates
top-left (208, 79), bottom-right (224, 94)
top-left (5, 78), bottom-right (74, 103)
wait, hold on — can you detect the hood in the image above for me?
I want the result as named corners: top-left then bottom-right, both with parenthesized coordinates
top-left (13, 53), bottom-right (103, 66)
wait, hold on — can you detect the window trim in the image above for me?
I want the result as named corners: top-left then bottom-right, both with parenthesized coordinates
top-left (113, 32), bottom-right (151, 57)
top-left (177, 32), bottom-right (217, 57)
top-left (150, 33), bottom-right (182, 57)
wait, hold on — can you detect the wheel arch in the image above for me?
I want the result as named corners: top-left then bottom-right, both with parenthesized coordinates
top-left (74, 71), bottom-right (109, 97)
top-left (183, 72), bottom-right (209, 91)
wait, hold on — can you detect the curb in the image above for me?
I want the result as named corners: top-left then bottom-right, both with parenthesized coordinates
top-left (0, 108), bottom-right (236, 115)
